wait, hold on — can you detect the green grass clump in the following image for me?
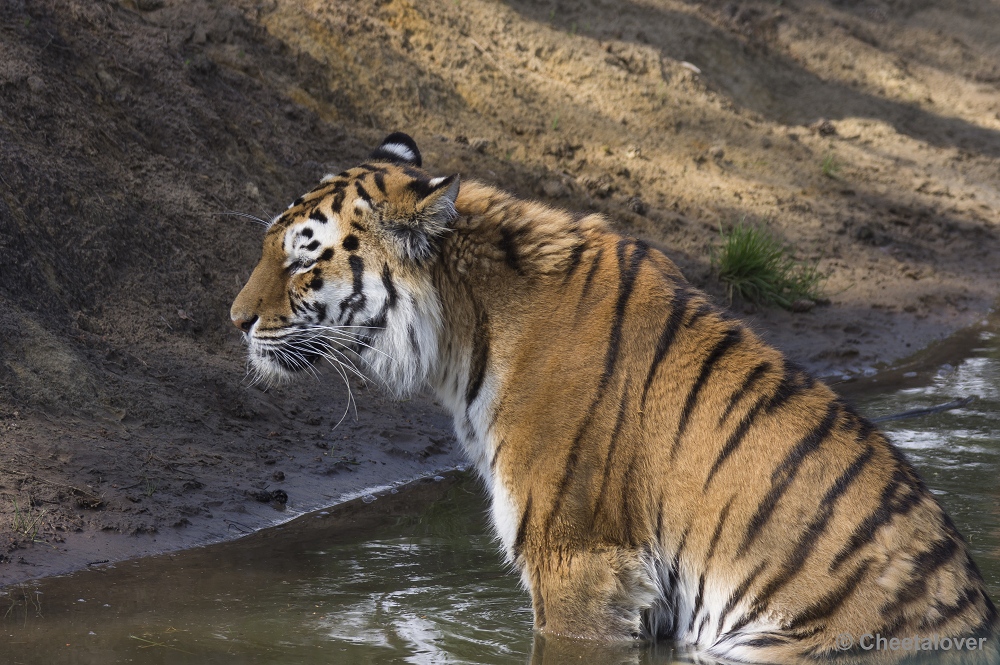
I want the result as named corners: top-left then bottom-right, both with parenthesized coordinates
top-left (714, 221), bottom-right (825, 309)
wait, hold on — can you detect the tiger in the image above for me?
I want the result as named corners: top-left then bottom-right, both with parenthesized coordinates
top-left (230, 132), bottom-right (998, 664)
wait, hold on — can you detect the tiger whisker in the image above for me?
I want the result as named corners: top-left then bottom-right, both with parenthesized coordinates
top-left (214, 210), bottom-right (272, 227)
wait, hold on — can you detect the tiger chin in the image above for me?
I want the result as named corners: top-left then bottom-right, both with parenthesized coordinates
top-left (231, 133), bottom-right (998, 664)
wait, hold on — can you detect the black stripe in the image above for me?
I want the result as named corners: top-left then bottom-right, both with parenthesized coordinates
top-left (717, 561), bottom-right (767, 635)
top-left (739, 403), bottom-right (839, 555)
top-left (548, 242), bottom-right (647, 534)
top-left (373, 171), bottom-right (386, 194)
top-left (820, 444), bottom-right (875, 511)
top-left (490, 438), bottom-right (508, 472)
top-left (751, 447), bottom-right (871, 617)
top-left (766, 362), bottom-right (814, 414)
top-left (688, 574), bottom-right (706, 632)
top-left (919, 585), bottom-right (980, 632)
top-left (695, 615), bottom-right (710, 644)
top-left (704, 392), bottom-right (770, 491)
top-left (591, 389), bottom-right (631, 527)
top-left (498, 227), bottom-right (523, 273)
top-left (685, 301), bottom-right (714, 328)
top-left (785, 561), bottom-right (872, 629)
top-left (309, 209), bottom-right (328, 223)
top-left (706, 498), bottom-right (733, 563)
top-left (330, 191), bottom-right (345, 214)
top-left (640, 287), bottom-right (692, 409)
top-left (563, 240), bottom-right (587, 281)
top-left (671, 327), bottom-right (743, 459)
top-left (720, 361), bottom-right (771, 424)
top-left (879, 537), bottom-right (959, 617)
top-left (354, 181), bottom-right (372, 204)
top-left (830, 470), bottom-right (923, 572)
top-left (381, 264), bottom-right (398, 309)
top-left (580, 247), bottom-right (604, 299)
top-left (406, 177), bottom-right (436, 200)
top-left (466, 305), bottom-right (490, 405)
top-left (620, 457), bottom-right (639, 547)
top-left (407, 324), bottom-right (419, 353)
top-left (338, 254), bottom-right (366, 326)
top-left (513, 495), bottom-right (532, 559)
top-left (655, 493), bottom-right (665, 542)
top-left (741, 635), bottom-right (789, 648)
top-left (601, 240), bottom-right (647, 392)
top-left (350, 221), bottom-right (367, 232)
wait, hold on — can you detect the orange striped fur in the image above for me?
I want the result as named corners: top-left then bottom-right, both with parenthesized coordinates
top-left (232, 134), bottom-right (998, 664)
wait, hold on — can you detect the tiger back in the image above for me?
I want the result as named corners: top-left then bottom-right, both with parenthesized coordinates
top-left (231, 133), bottom-right (998, 664)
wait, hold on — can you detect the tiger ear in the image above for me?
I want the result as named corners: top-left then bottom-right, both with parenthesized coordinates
top-left (386, 174), bottom-right (460, 262)
top-left (369, 132), bottom-right (422, 167)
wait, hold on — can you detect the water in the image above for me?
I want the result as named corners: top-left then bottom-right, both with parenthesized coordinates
top-left (3, 327), bottom-right (999, 665)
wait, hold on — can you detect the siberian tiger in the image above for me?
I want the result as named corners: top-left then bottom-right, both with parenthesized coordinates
top-left (231, 133), bottom-right (998, 663)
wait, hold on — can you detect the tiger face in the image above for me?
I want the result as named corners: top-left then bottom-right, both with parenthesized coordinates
top-left (230, 133), bottom-right (458, 394)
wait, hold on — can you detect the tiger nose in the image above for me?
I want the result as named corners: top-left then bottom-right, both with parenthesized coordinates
top-left (232, 314), bottom-right (258, 333)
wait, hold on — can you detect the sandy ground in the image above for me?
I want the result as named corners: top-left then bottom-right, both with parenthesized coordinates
top-left (1, 0), bottom-right (998, 586)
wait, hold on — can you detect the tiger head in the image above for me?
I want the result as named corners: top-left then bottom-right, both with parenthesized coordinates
top-left (230, 133), bottom-right (459, 394)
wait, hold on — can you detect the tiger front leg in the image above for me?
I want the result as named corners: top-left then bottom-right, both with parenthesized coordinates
top-left (521, 546), bottom-right (658, 642)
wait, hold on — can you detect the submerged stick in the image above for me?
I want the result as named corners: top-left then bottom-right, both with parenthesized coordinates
top-left (871, 396), bottom-right (976, 424)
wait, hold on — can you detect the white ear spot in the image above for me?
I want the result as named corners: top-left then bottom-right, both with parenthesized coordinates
top-left (354, 198), bottom-right (372, 212)
top-left (428, 176), bottom-right (448, 187)
top-left (380, 142), bottom-right (416, 163)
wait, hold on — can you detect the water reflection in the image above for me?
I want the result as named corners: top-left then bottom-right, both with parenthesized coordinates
top-left (2, 329), bottom-right (999, 664)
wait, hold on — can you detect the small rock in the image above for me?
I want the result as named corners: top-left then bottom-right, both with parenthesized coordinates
top-left (95, 67), bottom-right (119, 92)
top-left (272, 471), bottom-right (285, 482)
top-left (271, 489), bottom-right (288, 505)
top-left (244, 182), bottom-right (261, 201)
top-left (625, 145), bottom-right (642, 159)
top-left (26, 76), bottom-right (45, 93)
top-left (790, 299), bottom-right (815, 313)
top-left (811, 119), bottom-right (837, 137)
top-left (362, 494), bottom-right (377, 504)
top-left (135, 0), bottom-right (164, 10)
top-left (760, 137), bottom-right (772, 149)
top-left (624, 196), bottom-right (647, 216)
top-left (708, 145), bottom-right (725, 160)
top-left (433, 475), bottom-right (445, 482)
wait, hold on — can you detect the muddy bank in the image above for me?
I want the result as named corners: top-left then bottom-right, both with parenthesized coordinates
top-left (1, 0), bottom-right (998, 586)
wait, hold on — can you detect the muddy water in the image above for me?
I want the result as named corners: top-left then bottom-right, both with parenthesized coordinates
top-left (3, 326), bottom-right (999, 664)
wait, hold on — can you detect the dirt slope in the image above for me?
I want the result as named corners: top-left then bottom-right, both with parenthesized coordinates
top-left (1, 0), bottom-right (997, 585)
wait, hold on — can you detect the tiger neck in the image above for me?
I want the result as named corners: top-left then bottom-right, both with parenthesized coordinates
top-left (422, 183), bottom-right (598, 477)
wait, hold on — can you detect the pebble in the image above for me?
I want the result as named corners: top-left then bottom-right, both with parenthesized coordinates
top-left (362, 494), bottom-right (377, 504)
top-left (26, 75), bottom-right (45, 93)
top-left (708, 145), bottom-right (725, 160)
top-left (790, 299), bottom-right (815, 313)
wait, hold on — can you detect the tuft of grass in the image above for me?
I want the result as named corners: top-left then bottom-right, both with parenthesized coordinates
top-left (821, 153), bottom-right (841, 178)
top-left (11, 499), bottom-right (47, 541)
top-left (714, 221), bottom-right (825, 309)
